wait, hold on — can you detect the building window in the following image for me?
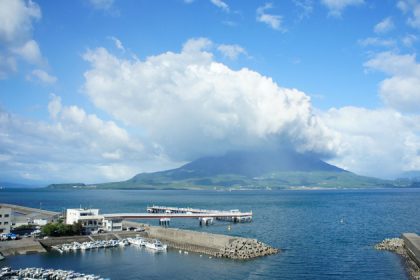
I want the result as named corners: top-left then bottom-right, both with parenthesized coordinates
top-left (0, 222), bottom-right (2, 225)
top-left (4, 222), bottom-right (8, 225)
top-left (4, 214), bottom-right (9, 217)
top-left (0, 214), bottom-right (2, 218)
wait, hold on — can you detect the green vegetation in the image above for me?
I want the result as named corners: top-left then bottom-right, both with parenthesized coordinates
top-left (13, 224), bottom-right (37, 231)
top-left (46, 150), bottom-right (403, 190)
top-left (94, 171), bottom-right (393, 190)
top-left (41, 221), bottom-right (83, 237)
top-left (46, 183), bottom-right (86, 189)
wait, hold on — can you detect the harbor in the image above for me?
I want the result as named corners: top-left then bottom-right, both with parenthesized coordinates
top-left (1, 188), bottom-right (419, 280)
top-left (1, 203), bottom-right (277, 260)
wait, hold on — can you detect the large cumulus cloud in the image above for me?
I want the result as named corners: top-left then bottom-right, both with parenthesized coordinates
top-left (82, 38), bottom-right (339, 161)
top-left (0, 96), bottom-right (172, 183)
top-left (321, 107), bottom-right (420, 178)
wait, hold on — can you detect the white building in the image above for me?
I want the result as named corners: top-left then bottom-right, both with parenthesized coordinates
top-left (104, 218), bottom-right (122, 232)
top-left (66, 208), bottom-right (100, 225)
top-left (66, 208), bottom-right (122, 233)
top-left (66, 208), bottom-right (102, 234)
top-left (0, 207), bottom-right (11, 234)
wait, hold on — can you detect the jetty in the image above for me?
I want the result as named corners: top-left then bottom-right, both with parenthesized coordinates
top-left (403, 233), bottom-right (420, 268)
top-left (375, 233), bottom-right (420, 279)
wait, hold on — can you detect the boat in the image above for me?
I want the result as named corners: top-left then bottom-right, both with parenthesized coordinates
top-left (144, 240), bottom-right (167, 251)
top-left (128, 237), bottom-right (145, 246)
top-left (119, 239), bottom-right (129, 247)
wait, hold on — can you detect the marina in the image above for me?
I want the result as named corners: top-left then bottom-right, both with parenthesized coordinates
top-left (51, 236), bottom-right (167, 253)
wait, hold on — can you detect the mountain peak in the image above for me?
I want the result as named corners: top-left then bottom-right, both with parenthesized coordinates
top-left (175, 149), bottom-right (345, 178)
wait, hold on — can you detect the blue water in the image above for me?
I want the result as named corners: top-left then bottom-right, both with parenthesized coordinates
top-left (1, 188), bottom-right (419, 279)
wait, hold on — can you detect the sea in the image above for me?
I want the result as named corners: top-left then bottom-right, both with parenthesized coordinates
top-left (1, 188), bottom-right (419, 280)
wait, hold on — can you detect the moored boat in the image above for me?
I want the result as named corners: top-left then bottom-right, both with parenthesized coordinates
top-left (144, 240), bottom-right (167, 251)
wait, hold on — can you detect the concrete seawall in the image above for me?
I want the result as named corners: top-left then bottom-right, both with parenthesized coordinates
top-left (375, 234), bottom-right (420, 280)
top-left (0, 238), bottom-right (46, 256)
top-left (144, 225), bottom-right (278, 259)
top-left (402, 233), bottom-right (420, 267)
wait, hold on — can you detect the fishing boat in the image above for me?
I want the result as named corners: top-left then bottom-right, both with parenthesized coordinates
top-left (144, 240), bottom-right (167, 251)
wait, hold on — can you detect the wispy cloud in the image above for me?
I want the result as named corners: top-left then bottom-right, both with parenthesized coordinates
top-left (374, 17), bottom-right (395, 34)
top-left (217, 44), bottom-right (247, 60)
top-left (397, 0), bottom-right (420, 29)
top-left (256, 3), bottom-right (285, 31)
top-left (210, 0), bottom-right (229, 12)
top-left (321, 0), bottom-right (364, 17)
top-left (27, 69), bottom-right (57, 84)
top-left (293, 0), bottom-right (314, 20)
top-left (108, 36), bottom-right (125, 52)
top-left (358, 37), bottom-right (396, 48)
top-left (87, 0), bottom-right (119, 16)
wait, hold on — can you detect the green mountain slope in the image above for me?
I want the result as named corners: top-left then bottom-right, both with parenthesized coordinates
top-left (87, 150), bottom-right (392, 190)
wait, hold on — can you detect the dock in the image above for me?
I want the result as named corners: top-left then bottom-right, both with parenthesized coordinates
top-left (145, 205), bottom-right (252, 223)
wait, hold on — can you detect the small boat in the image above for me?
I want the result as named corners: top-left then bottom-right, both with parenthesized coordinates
top-left (145, 240), bottom-right (167, 251)
top-left (51, 246), bottom-right (63, 253)
top-left (127, 237), bottom-right (145, 246)
top-left (119, 239), bottom-right (129, 247)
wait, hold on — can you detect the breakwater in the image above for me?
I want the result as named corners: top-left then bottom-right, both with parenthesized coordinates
top-left (144, 224), bottom-right (278, 259)
top-left (375, 234), bottom-right (420, 280)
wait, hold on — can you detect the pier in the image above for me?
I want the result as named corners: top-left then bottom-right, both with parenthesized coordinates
top-left (145, 205), bottom-right (253, 223)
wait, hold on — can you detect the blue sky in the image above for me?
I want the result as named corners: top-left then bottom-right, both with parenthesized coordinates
top-left (1, 0), bottom-right (420, 184)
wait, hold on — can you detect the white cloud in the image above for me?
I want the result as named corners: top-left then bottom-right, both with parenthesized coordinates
top-left (256, 3), bottom-right (285, 31)
top-left (0, 0), bottom-right (52, 79)
top-left (182, 37), bottom-right (213, 53)
top-left (398, 0), bottom-right (420, 28)
top-left (293, 0), bottom-right (314, 20)
top-left (88, 0), bottom-right (114, 11)
top-left (374, 17), bottom-right (395, 34)
top-left (402, 34), bottom-right (418, 47)
top-left (0, 0), bottom-right (41, 44)
top-left (364, 51), bottom-right (420, 113)
top-left (321, 0), bottom-right (364, 17)
top-left (108, 36), bottom-right (125, 51)
top-left (82, 38), bottom-right (338, 162)
top-left (12, 39), bottom-right (43, 64)
top-left (217, 44), bottom-right (247, 60)
top-left (322, 107), bottom-right (420, 178)
top-left (210, 0), bottom-right (229, 12)
top-left (0, 54), bottom-right (17, 79)
top-left (358, 37), bottom-right (396, 48)
top-left (0, 96), bottom-right (162, 183)
top-left (27, 69), bottom-right (57, 84)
